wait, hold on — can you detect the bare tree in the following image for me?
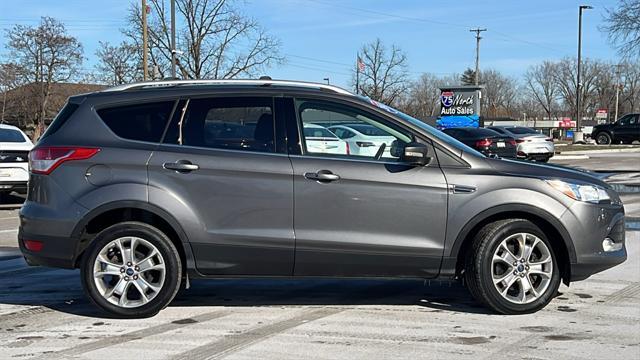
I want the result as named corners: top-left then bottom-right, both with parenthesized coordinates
top-left (5, 17), bottom-right (83, 137)
top-left (400, 73), bottom-right (458, 119)
top-left (95, 41), bottom-right (142, 85)
top-left (602, 0), bottom-right (640, 59)
top-left (122, 0), bottom-right (283, 80)
top-left (478, 69), bottom-right (518, 118)
top-left (0, 63), bottom-right (23, 123)
top-left (554, 57), bottom-right (604, 119)
top-left (619, 61), bottom-right (640, 113)
top-left (353, 38), bottom-right (409, 106)
top-left (524, 61), bottom-right (560, 121)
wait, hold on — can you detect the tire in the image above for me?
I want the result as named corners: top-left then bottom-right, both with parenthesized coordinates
top-left (80, 221), bottom-right (182, 318)
top-left (595, 132), bottom-right (612, 145)
top-left (464, 219), bottom-right (561, 314)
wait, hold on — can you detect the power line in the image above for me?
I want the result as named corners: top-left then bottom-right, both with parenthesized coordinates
top-left (304, 0), bottom-right (563, 53)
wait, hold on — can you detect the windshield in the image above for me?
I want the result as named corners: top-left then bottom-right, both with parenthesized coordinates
top-left (0, 129), bottom-right (27, 143)
top-left (508, 127), bottom-right (538, 135)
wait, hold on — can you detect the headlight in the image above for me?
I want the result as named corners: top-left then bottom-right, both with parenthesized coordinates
top-left (545, 179), bottom-right (610, 203)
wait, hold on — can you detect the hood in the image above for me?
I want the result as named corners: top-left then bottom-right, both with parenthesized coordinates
top-left (486, 157), bottom-right (609, 188)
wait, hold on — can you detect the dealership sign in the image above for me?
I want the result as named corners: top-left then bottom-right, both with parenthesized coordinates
top-left (440, 90), bottom-right (476, 116)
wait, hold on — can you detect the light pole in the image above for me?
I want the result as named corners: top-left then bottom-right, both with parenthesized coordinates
top-left (575, 5), bottom-right (592, 141)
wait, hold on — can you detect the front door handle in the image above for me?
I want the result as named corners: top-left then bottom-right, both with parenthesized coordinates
top-left (304, 170), bottom-right (340, 182)
top-left (163, 160), bottom-right (199, 173)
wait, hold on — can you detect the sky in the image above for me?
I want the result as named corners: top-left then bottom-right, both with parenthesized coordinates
top-left (0, 0), bottom-right (622, 88)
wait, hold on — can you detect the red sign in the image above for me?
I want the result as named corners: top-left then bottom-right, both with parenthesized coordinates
top-left (558, 119), bottom-right (576, 128)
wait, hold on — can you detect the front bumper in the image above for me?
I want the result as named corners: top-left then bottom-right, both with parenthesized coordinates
top-left (565, 201), bottom-right (627, 281)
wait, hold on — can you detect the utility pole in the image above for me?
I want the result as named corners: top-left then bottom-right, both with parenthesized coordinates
top-left (576, 5), bottom-right (592, 137)
top-left (142, 0), bottom-right (149, 81)
top-left (614, 63), bottom-right (622, 123)
top-left (171, 0), bottom-right (177, 79)
top-left (470, 28), bottom-right (487, 86)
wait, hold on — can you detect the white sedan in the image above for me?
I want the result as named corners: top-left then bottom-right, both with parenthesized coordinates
top-left (327, 124), bottom-right (397, 158)
top-left (0, 124), bottom-right (34, 199)
top-left (303, 124), bottom-right (349, 155)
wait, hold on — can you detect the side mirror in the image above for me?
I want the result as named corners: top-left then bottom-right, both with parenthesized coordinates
top-left (401, 142), bottom-right (431, 166)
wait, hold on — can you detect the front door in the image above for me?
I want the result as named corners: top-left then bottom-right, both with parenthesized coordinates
top-left (148, 96), bottom-right (294, 276)
top-left (289, 98), bottom-right (448, 278)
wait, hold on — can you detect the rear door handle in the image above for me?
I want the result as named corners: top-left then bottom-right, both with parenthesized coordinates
top-left (304, 170), bottom-right (340, 182)
top-left (163, 160), bottom-right (199, 173)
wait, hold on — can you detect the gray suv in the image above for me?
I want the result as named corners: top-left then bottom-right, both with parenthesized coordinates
top-left (19, 80), bottom-right (626, 317)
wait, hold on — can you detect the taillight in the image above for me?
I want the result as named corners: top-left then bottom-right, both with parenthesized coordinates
top-left (356, 141), bottom-right (376, 147)
top-left (515, 139), bottom-right (526, 143)
top-left (475, 138), bottom-right (492, 147)
top-left (29, 146), bottom-right (100, 175)
top-left (24, 239), bottom-right (44, 252)
top-left (545, 138), bottom-right (553, 142)
top-left (508, 140), bottom-right (517, 146)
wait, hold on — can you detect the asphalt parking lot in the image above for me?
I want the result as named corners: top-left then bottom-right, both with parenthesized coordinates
top-left (0, 156), bottom-right (638, 360)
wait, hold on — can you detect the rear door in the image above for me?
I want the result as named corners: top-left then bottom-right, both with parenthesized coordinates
top-left (617, 114), bottom-right (639, 143)
top-left (148, 95), bottom-right (295, 276)
top-left (288, 98), bottom-right (449, 278)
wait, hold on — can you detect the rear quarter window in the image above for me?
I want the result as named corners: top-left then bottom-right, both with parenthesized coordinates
top-left (41, 103), bottom-right (79, 140)
top-left (97, 101), bottom-right (175, 143)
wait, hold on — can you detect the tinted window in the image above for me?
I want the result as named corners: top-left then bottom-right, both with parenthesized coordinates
top-left (0, 129), bottom-right (27, 143)
top-left (464, 128), bottom-right (502, 137)
top-left (345, 124), bottom-right (389, 136)
top-left (98, 101), bottom-right (175, 142)
top-left (489, 127), bottom-right (506, 134)
top-left (331, 128), bottom-right (356, 139)
top-left (167, 97), bottom-right (274, 153)
top-left (508, 127), bottom-right (538, 135)
top-left (296, 99), bottom-right (413, 160)
top-left (304, 126), bottom-right (337, 138)
top-left (41, 103), bottom-right (78, 139)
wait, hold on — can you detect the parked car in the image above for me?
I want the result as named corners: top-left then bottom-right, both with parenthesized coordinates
top-left (0, 124), bottom-right (33, 200)
top-left (327, 124), bottom-right (396, 158)
top-left (442, 127), bottom-right (517, 158)
top-left (20, 79), bottom-right (626, 317)
top-left (591, 113), bottom-right (640, 145)
top-left (487, 126), bottom-right (555, 162)
top-left (303, 123), bottom-right (349, 155)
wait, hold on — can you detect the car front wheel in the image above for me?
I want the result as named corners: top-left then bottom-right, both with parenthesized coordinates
top-left (595, 132), bottom-right (612, 145)
top-left (80, 221), bottom-right (182, 318)
top-left (464, 219), bottom-right (561, 314)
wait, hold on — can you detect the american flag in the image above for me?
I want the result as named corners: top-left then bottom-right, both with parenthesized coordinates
top-left (357, 56), bottom-right (365, 72)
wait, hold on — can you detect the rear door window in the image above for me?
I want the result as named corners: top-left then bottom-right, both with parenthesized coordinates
top-left (97, 101), bottom-right (175, 143)
top-left (164, 97), bottom-right (275, 153)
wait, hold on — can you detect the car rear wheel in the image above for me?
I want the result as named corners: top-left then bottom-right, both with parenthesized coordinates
top-left (596, 132), bottom-right (612, 145)
top-left (80, 221), bottom-right (182, 318)
top-left (464, 219), bottom-right (561, 314)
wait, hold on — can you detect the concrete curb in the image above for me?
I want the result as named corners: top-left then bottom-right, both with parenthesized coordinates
top-left (557, 148), bottom-right (640, 155)
top-left (552, 155), bottom-right (590, 160)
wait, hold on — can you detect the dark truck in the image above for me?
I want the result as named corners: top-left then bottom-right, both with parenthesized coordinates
top-left (592, 113), bottom-right (640, 145)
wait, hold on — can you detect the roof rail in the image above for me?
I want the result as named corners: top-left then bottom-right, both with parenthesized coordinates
top-left (102, 79), bottom-right (353, 96)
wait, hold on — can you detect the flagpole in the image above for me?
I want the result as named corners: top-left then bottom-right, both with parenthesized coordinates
top-left (356, 53), bottom-right (360, 95)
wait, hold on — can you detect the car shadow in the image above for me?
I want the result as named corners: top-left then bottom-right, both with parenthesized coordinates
top-left (0, 267), bottom-right (493, 318)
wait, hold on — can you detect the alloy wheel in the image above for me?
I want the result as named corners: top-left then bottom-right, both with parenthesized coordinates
top-left (93, 236), bottom-right (166, 308)
top-left (491, 233), bottom-right (553, 304)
